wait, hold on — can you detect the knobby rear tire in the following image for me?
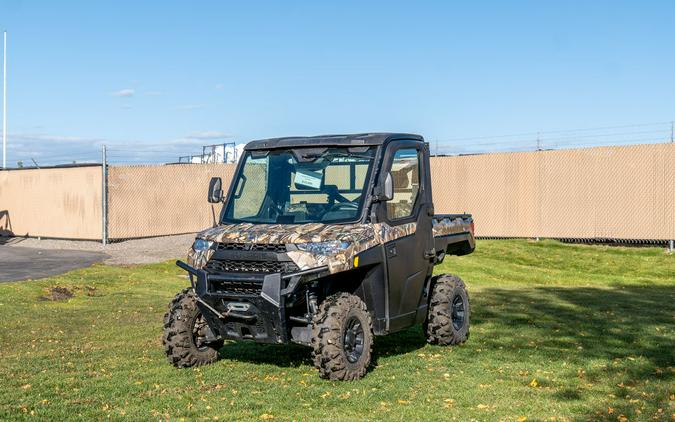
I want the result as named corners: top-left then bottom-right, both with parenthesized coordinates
top-left (425, 274), bottom-right (470, 345)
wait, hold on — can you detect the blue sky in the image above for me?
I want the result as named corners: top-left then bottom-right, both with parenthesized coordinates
top-left (1, 0), bottom-right (674, 165)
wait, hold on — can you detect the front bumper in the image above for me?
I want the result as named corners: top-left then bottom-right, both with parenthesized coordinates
top-left (176, 260), bottom-right (327, 344)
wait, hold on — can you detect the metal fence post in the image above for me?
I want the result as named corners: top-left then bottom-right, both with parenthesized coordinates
top-left (535, 135), bottom-right (542, 242)
top-left (669, 240), bottom-right (674, 254)
top-left (101, 145), bottom-right (108, 246)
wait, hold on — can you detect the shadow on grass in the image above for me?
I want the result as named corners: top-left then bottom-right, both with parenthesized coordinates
top-left (475, 285), bottom-right (674, 419)
top-left (218, 342), bottom-right (312, 368)
top-left (215, 284), bottom-right (673, 418)
top-left (216, 325), bottom-right (428, 370)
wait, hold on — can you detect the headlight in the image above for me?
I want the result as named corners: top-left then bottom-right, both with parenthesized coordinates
top-left (296, 241), bottom-right (351, 255)
top-left (193, 239), bottom-right (214, 251)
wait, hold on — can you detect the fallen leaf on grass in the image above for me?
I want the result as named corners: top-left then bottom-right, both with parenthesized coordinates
top-left (529, 379), bottom-right (538, 388)
top-left (260, 414), bottom-right (274, 420)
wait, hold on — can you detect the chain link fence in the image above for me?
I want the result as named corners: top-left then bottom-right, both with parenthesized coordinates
top-left (430, 143), bottom-right (674, 243)
top-left (97, 142), bottom-right (675, 244)
top-left (106, 163), bottom-right (236, 240)
top-left (2, 139), bottom-right (672, 246)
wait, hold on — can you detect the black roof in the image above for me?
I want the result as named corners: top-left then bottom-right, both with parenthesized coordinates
top-left (245, 133), bottom-right (424, 150)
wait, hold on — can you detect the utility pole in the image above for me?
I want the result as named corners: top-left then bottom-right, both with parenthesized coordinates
top-left (536, 131), bottom-right (542, 151)
top-left (2, 31), bottom-right (7, 169)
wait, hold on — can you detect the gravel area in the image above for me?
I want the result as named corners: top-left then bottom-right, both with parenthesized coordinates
top-left (4, 233), bottom-right (195, 265)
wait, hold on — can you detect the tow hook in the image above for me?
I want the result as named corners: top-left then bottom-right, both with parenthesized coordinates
top-left (195, 296), bottom-right (229, 319)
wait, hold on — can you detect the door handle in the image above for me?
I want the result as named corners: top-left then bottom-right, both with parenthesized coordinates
top-left (386, 245), bottom-right (397, 258)
top-left (423, 248), bottom-right (436, 260)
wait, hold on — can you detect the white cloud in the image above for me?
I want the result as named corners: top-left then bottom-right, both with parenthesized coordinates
top-left (5, 132), bottom-right (239, 166)
top-left (11, 133), bottom-right (104, 143)
top-left (6, 133), bottom-right (107, 166)
top-left (112, 88), bottom-right (135, 97)
top-left (187, 131), bottom-right (231, 140)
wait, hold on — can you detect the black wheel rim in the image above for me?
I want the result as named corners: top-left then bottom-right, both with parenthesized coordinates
top-left (192, 313), bottom-right (210, 351)
top-left (451, 295), bottom-right (466, 331)
top-left (343, 316), bottom-right (365, 363)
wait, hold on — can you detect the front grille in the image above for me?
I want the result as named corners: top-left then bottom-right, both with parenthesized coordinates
top-left (216, 242), bottom-right (287, 253)
top-left (210, 279), bottom-right (262, 295)
top-left (205, 259), bottom-right (299, 274)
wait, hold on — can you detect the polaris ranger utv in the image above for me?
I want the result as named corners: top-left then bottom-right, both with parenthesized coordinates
top-left (163, 133), bottom-right (475, 380)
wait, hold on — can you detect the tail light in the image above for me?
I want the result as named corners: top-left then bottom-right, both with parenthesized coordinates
top-left (470, 220), bottom-right (475, 236)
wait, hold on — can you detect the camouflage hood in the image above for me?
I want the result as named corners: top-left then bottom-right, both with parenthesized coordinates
top-left (189, 221), bottom-right (417, 273)
top-left (197, 222), bottom-right (376, 245)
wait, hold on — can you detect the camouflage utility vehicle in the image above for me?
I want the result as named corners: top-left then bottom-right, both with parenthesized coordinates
top-left (164, 133), bottom-right (475, 380)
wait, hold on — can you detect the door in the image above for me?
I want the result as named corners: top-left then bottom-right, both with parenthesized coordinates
top-left (381, 142), bottom-right (434, 332)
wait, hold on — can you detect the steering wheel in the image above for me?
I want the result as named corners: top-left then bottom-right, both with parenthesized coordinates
top-left (327, 202), bottom-right (359, 213)
top-left (324, 185), bottom-right (351, 204)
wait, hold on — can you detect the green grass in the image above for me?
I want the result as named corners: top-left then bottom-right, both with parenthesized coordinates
top-left (0, 240), bottom-right (672, 421)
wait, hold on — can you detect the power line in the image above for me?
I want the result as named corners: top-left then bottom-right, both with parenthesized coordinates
top-left (437, 121), bottom-right (673, 142)
top-left (2, 31), bottom-right (7, 169)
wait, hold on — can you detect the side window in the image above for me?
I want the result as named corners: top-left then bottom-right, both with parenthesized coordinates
top-left (232, 156), bottom-right (268, 218)
top-left (386, 148), bottom-right (420, 220)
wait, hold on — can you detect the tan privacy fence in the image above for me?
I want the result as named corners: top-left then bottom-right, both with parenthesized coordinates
top-left (1, 143), bottom-right (673, 242)
top-left (430, 143), bottom-right (674, 240)
top-left (0, 165), bottom-right (103, 239)
top-left (107, 164), bottom-right (236, 239)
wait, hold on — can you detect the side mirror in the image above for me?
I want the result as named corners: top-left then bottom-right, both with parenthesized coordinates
top-left (381, 172), bottom-right (394, 201)
top-left (207, 177), bottom-right (224, 203)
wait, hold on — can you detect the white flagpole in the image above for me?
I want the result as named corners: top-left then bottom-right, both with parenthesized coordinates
top-left (2, 31), bottom-right (6, 169)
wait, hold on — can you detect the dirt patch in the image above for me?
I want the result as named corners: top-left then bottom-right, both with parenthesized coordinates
top-left (40, 286), bottom-right (75, 301)
top-left (38, 285), bottom-right (97, 301)
top-left (83, 285), bottom-right (97, 296)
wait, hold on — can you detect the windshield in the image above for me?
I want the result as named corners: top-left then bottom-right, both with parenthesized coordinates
top-left (223, 147), bottom-right (377, 224)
